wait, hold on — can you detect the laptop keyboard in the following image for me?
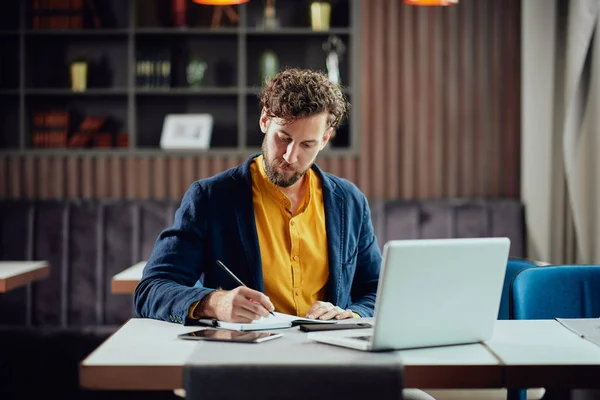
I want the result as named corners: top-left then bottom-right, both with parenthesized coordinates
top-left (354, 335), bottom-right (373, 341)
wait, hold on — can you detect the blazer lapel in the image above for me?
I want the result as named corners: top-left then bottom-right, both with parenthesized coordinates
top-left (320, 169), bottom-right (344, 305)
top-left (231, 158), bottom-right (264, 292)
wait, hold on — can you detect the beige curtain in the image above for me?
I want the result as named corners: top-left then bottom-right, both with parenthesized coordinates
top-left (562, 0), bottom-right (600, 264)
top-left (522, 0), bottom-right (600, 265)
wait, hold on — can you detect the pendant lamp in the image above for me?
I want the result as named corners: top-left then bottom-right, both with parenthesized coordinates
top-left (404, 0), bottom-right (458, 5)
top-left (193, 0), bottom-right (249, 5)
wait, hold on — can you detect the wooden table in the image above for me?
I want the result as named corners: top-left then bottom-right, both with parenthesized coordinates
top-left (80, 319), bottom-right (600, 392)
top-left (111, 261), bottom-right (146, 294)
top-left (0, 261), bottom-right (50, 292)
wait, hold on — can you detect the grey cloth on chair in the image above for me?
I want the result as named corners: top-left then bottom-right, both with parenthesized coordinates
top-left (183, 327), bottom-right (404, 400)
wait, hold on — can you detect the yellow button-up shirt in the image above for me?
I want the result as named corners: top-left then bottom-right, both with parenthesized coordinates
top-left (250, 155), bottom-right (329, 317)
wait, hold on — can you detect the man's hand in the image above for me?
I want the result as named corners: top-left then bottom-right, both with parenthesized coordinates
top-left (305, 301), bottom-right (354, 320)
top-left (197, 287), bottom-right (275, 322)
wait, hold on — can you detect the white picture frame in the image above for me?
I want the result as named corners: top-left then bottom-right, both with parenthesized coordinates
top-left (160, 114), bottom-right (213, 150)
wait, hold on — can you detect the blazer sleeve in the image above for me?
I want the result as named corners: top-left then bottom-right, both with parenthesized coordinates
top-left (134, 182), bottom-right (214, 325)
top-left (347, 197), bottom-right (381, 317)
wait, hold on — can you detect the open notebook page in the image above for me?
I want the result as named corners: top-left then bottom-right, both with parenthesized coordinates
top-left (198, 312), bottom-right (337, 332)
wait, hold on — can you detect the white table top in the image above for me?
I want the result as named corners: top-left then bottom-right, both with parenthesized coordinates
top-left (0, 261), bottom-right (50, 292)
top-left (80, 318), bottom-right (502, 390)
top-left (80, 318), bottom-right (600, 391)
top-left (486, 319), bottom-right (600, 388)
top-left (111, 261), bottom-right (146, 294)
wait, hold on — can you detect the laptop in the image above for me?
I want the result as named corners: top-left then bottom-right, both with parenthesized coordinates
top-left (309, 237), bottom-right (510, 351)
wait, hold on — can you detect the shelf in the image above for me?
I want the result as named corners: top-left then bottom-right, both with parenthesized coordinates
top-left (25, 89), bottom-right (129, 96)
top-left (0, 148), bottom-right (248, 157)
top-left (0, 0), bottom-right (358, 156)
top-left (245, 28), bottom-right (352, 36)
top-left (135, 87), bottom-right (238, 96)
top-left (24, 29), bottom-right (129, 36)
top-left (0, 147), bottom-right (356, 157)
top-left (132, 28), bottom-right (352, 36)
top-left (245, 86), bottom-right (352, 95)
top-left (135, 28), bottom-right (239, 35)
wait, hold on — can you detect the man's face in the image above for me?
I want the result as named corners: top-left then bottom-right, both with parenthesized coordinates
top-left (260, 110), bottom-right (332, 188)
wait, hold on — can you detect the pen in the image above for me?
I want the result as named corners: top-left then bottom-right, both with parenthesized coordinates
top-left (216, 260), bottom-right (276, 317)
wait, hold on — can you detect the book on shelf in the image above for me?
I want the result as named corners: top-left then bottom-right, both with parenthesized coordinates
top-left (31, 0), bottom-right (116, 30)
top-left (32, 110), bottom-right (69, 148)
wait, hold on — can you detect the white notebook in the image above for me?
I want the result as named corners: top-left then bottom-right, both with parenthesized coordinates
top-left (198, 312), bottom-right (337, 331)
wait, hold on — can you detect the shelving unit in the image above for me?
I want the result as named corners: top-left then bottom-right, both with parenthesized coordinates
top-left (0, 0), bottom-right (359, 156)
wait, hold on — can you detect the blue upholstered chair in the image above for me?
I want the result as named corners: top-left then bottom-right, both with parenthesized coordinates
top-left (508, 265), bottom-right (600, 400)
top-left (497, 258), bottom-right (541, 320)
top-left (510, 265), bottom-right (600, 320)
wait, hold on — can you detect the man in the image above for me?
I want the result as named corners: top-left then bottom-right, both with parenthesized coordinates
top-left (134, 68), bottom-right (435, 400)
top-left (134, 67), bottom-right (379, 323)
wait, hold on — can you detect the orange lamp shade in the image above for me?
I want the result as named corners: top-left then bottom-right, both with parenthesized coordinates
top-left (193, 0), bottom-right (249, 4)
top-left (404, 0), bottom-right (458, 5)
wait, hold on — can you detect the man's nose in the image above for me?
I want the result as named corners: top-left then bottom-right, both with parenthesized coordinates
top-left (283, 143), bottom-right (298, 164)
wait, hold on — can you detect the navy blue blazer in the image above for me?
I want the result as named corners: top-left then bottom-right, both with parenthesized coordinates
top-left (134, 154), bottom-right (382, 324)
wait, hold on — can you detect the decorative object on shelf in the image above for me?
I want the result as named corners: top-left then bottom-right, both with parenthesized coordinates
top-left (322, 35), bottom-right (345, 84)
top-left (260, 50), bottom-right (279, 86)
top-left (116, 133), bottom-right (129, 148)
top-left (404, 0), bottom-right (458, 5)
top-left (186, 59), bottom-right (208, 87)
top-left (70, 58), bottom-right (88, 92)
top-left (171, 0), bottom-right (187, 27)
top-left (258, 0), bottom-right (280, 30)
top-left (136, 50), bottom-right (172, 88)
top-left (160, 114), bottom-right (214, 150)
top-left (210, 6), bottom-right (239, 28)
top-left (68, 116), bottom-right (107, 148)
top-left (310, 1), bottom-right (331, 31)
top-left (192, 0), bottom-right (246, 28)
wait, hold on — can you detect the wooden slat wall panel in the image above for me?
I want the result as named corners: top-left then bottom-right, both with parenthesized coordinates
top-left (38, 157), bottom-right (50, 199)
top-left (358, 0), bottom-right (374, 197)
top-left (51, 157), bottom-right (65, 199)
top-left (66, 157), bottom-right (78, 198)
top-left (81, 157), bottom-right (94, 199)
top-left (24, 157), bottom-right (36, 199)
top-left (358, 0), bottom-right (520, 200)
top-left (401, 3), bottom-right (416, 198)
top-left (152, 158), bottom-right (167, 200)
top-left (0, 0), bottom-right (520, 202)
top-left (109, 156), bottom-right (123, 198)
top-left (197, 157), bottom-right (210, 181)
top-left (168, 157), bottom-right (182, 201)
top-left (138, 158), bottom-right (151, 199)
top-left (489, 0), bottom-right (502, 198)
top-left (182, 157), bottom-right (196, 193)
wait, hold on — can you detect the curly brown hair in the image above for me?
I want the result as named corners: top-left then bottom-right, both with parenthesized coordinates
top-left (258, 68), bottom-right (350, 131)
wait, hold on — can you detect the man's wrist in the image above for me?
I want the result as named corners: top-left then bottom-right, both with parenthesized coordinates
top-left (193, 290), bottom-right (219, 318)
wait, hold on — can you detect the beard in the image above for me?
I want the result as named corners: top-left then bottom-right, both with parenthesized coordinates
top-left (261, 138), bottom-right (310, 188)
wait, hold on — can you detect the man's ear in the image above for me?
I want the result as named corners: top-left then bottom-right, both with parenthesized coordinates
top-left (320, 128), bottom-right (334, 150)
top-left (259, 108), bottom-right (270, 134)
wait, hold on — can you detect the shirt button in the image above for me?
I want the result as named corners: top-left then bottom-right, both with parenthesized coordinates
top-left (293, 255), bottom-right (299, 261)
top-left (290, 221), bottom-right (295, 226)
